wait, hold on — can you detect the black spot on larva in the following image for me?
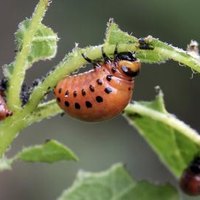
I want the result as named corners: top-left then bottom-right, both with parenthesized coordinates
top-left (64, 101), bottom-right (70, 107)
top-left (75, 102), bottom-right (81, 109)
top-left (111, 67), bottom-right (117, 73)
top-left (73, 91), bottom-right (77, 97)
top-left (104, 87), bottom-right (112, 94)
top-left (106, 75), bottom-right (113, 81)
top-left (65, 90), bottom-right (69, 97)
top-left (96, 96), bottom-right (103, 103)
top-left (96, 79), bottom-right (103, 85)
top-left (85, 101), bottom-right (92, 108)
top-left (57, 97), bottom-right (61, 102)
top-left (82, 89), bottom-right (86, 96)
top-left (128, 87), bottom-right (131, 91)
top-left (58, 88), bottom-right (62, 94)
top-left (89, 85), bottom-right (95, 92)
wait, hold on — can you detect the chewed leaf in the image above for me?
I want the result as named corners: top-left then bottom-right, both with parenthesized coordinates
top-left (57, 163), bottom-right (179, 200)
top-left (124, 88), bottom-right (200, 178)
top-left (104, 20), bottom-right (169, 63)
top-left (15, 19), bottom-right (58, 69)
top-left (17, 139), bottom-right (78, 163)
top-left (104, 19), bottom-right (137, 45)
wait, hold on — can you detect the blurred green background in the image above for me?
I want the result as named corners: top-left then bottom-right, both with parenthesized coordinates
top-left (0, 0), bottom-right (200, 199)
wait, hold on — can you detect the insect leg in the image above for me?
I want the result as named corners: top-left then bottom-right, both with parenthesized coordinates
top-left (81, 53), bottom-right (100, 68)
top-left (81, 53), bottom-right (93, 63)
top-left (114, 44), bottom-right (118, 58)
top-left (101, 46), bottom-right (110, 63)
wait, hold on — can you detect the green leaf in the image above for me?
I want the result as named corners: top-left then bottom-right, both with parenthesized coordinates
top-left (130, 181), bottom-right (178, 200)
top-left (17, 139), bottom-right (78, 163)
top-left (15, 19), bottom-right (58, 69)
top-left (124, 88), bottom-right (200, 178)
top-left (104, 19), bottom-right (137, 45)
top-left (57, 163), bottom-right (179, 200)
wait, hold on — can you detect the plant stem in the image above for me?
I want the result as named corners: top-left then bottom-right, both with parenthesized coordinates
top-left (144, 37), bottom-right (200, 73)
top-left (157, 44), bottom-right (200, 73)
top-left (26, 100), bottom-right (62, 125)
top-left (0, 100), bottom-right (61, 157)
top-left (0, 111), bottom-right (29, 156)
top-left (7, 0), bottom-right (49, 111)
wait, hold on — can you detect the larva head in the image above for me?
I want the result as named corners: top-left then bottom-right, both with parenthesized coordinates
top-left (115, 52), bottom-right (141, 78)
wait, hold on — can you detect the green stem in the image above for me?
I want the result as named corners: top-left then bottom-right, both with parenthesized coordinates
top-left (146, 37), bottom-right (200, 73)
top-left (0, 111), bottom-right (30, 156)
top-left (158, 45), bottom-right (200, 73)
top-left (124, 103), bottom-right (200, 145)
top-left (26, 100), bottom-right (62, 125)
top-left (7, 0), bottom-right (49, 111)
top-left (0, 101), bottom-right (61, 157)
top-left (0, 100), bottom-right (59, 157)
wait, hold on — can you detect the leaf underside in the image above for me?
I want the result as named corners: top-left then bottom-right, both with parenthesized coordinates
top-left (58, 163), bottom-right (179, 200)
top-left (18, 139), bottom-right (78, 163)
top-left (124, 89), bottom-right (200, 178)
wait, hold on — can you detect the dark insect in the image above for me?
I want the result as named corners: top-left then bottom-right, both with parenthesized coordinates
top-left (180, 156), bottom-right (200, 196)
top-left (138, 38), bottom-right (154, 50)
top-left (54, 47), bottom-right (141, 121)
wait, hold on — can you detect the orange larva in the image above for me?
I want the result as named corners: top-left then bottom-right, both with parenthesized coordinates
top-left (0, 78), bottom-right (12, 121)
top-left (0, 95), bottom-right (12, 120)
top-left (180, 156), bottom-right (200, 196)
top-left (0, 78), bottom-right (12, 120)
top-left (54, 49), bottom-right (141, 121)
